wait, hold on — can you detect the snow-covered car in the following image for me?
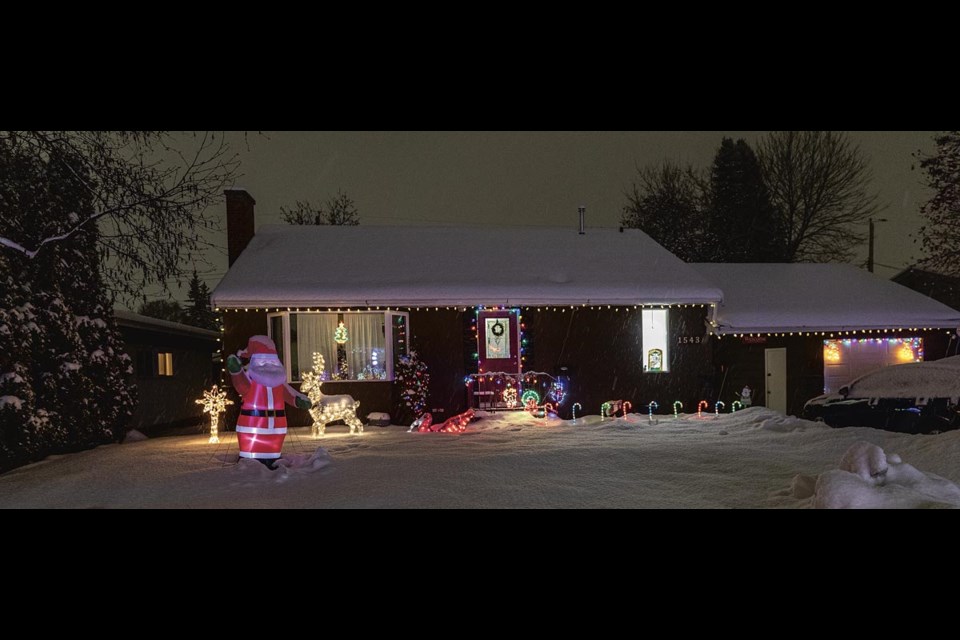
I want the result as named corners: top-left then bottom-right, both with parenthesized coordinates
top-left (802, 355), bottom-right (960, 434)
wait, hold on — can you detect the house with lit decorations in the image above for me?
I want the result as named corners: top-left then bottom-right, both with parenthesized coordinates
top-left (211, 189), bottom-right (960, 425)
top-left (692, 263), bottom-right (960, 415)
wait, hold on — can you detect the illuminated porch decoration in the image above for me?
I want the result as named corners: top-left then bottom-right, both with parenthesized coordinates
top-left (601, 401), bottom-right (613, 420)
top-left (502, 386), bottom-right (518, 408)
top-left (521, 390), bottom-right (540, 407)
top-left (697, 400), bottom-right (708, 418)
top-left (195, 385), bottom-right (233, 444)
top-left (673, 401), bottom-right (683, 419)
top-left (715, 401), bottom-right (725, 417)
top-left (548, 381), bottom-right (566, 405)
top-left (648, 401), bottom-right (658, 422)
top-left (334, 321), bottom-right (349, 344)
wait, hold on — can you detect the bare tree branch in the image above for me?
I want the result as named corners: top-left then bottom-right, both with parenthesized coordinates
top-left (0, 131), bottom-right (240, 303)
top-left (758, 131), bottom-right (880, 263)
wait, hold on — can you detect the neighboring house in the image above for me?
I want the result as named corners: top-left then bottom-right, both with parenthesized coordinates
top-left (114, 310), bottom-right (220, 434)
top-left (211, 189), bottom-right (960, 423)
top-left (892, 267), bottom-right (960, 318)
top-left (691, 263), bottom-right (960, 416)
top-left (212, 189), bottom-right (723, 424)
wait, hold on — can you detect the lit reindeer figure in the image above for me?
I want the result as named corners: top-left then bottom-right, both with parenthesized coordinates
top-left (300, 352), bottom-right (364, 436)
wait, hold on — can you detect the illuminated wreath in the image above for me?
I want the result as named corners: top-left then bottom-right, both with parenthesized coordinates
top-left (491, 320), bottom-right (505, 337)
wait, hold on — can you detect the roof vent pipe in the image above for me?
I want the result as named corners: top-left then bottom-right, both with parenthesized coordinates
top-left (578, 206), bottom-right (585, 235)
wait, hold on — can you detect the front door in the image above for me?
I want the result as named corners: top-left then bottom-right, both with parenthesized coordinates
top-left (765, 347), bottom-right (787, 414)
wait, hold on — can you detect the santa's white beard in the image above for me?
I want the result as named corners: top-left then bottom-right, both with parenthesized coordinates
top-left (249, 366), bottom-right (287, 388)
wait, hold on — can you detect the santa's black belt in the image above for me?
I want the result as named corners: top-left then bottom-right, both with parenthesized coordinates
top-left (241, 409), bottom-right (286, 417)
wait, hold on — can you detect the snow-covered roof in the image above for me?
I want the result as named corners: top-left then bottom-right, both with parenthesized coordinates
top-left (691, 263), bottom-right (960, 334)
top-left (114, 309), bottom-right (220, 339)
top-left (211, 225), bottom-right (724, 307)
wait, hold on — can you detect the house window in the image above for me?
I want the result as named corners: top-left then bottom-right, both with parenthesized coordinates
top-left (268, 311), bottom-right (408, 382)
top-left (641, 309), bottom-right (669, 373)
top-left (157, 352), bottom-right (174, 376)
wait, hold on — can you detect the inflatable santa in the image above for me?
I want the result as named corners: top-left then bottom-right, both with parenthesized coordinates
top-left (227, 335), bottom-right (312, 466)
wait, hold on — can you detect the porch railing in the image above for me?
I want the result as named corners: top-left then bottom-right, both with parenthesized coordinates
top-left (465, 371), bottom-right (567, 411)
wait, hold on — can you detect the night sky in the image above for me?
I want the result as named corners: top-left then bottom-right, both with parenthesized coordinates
top-left (157, 131), bottom-right (938, 303)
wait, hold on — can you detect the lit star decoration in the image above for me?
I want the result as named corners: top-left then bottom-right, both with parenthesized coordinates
top-left (195, 385), bottom-right (234, 444)
top-left (300, 352), bottom-right (364, 437)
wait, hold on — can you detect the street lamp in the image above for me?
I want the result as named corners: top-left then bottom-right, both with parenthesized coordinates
top-left (867, 217), bottom-right (888, 273)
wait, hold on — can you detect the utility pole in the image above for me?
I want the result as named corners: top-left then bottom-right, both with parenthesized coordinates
top-left (867, 218), bottom-right (888, 273)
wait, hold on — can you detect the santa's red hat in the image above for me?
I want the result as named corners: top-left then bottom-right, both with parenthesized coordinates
top-left (237, 335), bottom-right (278, 359)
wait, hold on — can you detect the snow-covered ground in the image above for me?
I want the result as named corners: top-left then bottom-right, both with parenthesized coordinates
top-left (1, 407), bottom-right (958, 508)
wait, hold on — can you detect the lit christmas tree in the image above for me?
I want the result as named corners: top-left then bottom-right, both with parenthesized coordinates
top-left (394, 351), bottom-right (430, 421)
top-left (334, 321), bottom-right (349, 344)
top-left (334, 321), bottom-right (349, 379)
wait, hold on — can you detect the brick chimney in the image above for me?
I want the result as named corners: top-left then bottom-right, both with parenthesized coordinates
top-left (225, 188), bottom-right (256, 267)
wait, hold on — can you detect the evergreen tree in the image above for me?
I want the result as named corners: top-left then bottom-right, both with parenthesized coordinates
top-left (708, 138), bottom-right (786, 262)
top-left (0, 253), bottom-right (47, 469)
top-left (184, 269), bottom-right (217, 329)
top-left (915, 131), bottom-right (960, 276)
top-left (0, 134), bottom-right (136, 470)
top-left (394, 351), bottom-right (430, 424)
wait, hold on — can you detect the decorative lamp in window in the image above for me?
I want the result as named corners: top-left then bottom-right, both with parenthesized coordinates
top-left (647, 348), bottom-right (663, 372)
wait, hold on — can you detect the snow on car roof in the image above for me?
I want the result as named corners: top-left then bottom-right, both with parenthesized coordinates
top-left (844, 355), bottom-right (960, 399)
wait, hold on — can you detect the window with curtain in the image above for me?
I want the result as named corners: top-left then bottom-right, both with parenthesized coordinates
top-left (288, 313), bottom-right (385, 382)
top-left (344, 314), bottom-right (386, 379)
top-left (291, 314), bottom-right (339, 381)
